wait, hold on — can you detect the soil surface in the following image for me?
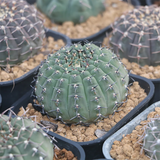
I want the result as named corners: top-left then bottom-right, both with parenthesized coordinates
top-left (0, 37), bottom-right (65, 82)
top-left (122, 58), bottom-right (160, 79)
top-left (40, 0), bottom-right (134, 39)
top-left (54, 148), bottom-right (77, 160)
top-left (18, 82), bottom-right (147, 142)
top-left (110, 107), bottom-right (160, 160)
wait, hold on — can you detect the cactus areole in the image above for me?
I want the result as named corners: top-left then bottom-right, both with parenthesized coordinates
top-left (110, 5), bottom-right (160, 66)
top-left (0, 112), bottom-right (54, 160)
top-left (143, 118), bottom-right (160, 160)
top-left (0, 0), bottom-right (45, 66)
top-left (36, 0), bottom-right (105, 24)
top-left (35, 43), bottom-right (129, 124)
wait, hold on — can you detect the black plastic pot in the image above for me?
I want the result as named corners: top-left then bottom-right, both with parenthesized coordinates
top-left (0, 29), bottom-right (72, 113)
top-left (26, 0), bottom-right (140, 47)
top-left (48, 131), bottom-right (86, 160)
top-left (149, 79), bottom-right (160, 105)
top-left (26, 0), bottom-right (36, 4)
top-left (145, 0), bottom-right (154, 5)
top-left (134, 0), bottom-right (148, 5)
top-left (10, 73), bottom-right (154, 160)
top-left (5, 104), bottom-right (85, 160)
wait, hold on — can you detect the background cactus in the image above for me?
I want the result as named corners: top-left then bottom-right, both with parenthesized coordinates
top-left (0, 109), bottom-right (54, 160)
top-left (142, 117), bottom-right (160, 160)
top-left (36, 0), bottom-right (106, 24)
top-left (110, 5), bottom-right (160, 66)
top-left (34, 43), bottom-right (129, 124)
top-left (0, 0), bottom-right (45, 66)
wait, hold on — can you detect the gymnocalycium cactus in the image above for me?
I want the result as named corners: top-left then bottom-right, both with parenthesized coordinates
top-left (34, 43), bottom-right (129, 124)
top-left (0, 0), bottom-right (45, 66)
top-left (142, 117), bottom-right (160, 160)
top-left (36, 0), bottom-right (105, 24)
top-left (0, 109), bottom-right (54, 160)
top-left (110, 5), bottom-right (160, 66)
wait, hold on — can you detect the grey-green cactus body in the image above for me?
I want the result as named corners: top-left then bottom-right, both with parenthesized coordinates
top-left (110, 5), bottom-right (160, 66)
top-left (143, 118), bottom-right (160, 160)
top-left (35, 43), bottom-right (129, 124)
top-left (0, 0), bottom-right (45, 66)
top-left (0, 114), bottom-right (54, 160)
top-left (36, 0), bottom-right (105, 24)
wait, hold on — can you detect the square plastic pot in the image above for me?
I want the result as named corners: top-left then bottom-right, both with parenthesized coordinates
top-left (102, 101), bottom-right (160, 159)
top-left (4, 106), bottom-right (85, 160)
top-left (0, 29), bottom-right (72, 113)
top-left (9, 73), bottom-right (154, 160)
top-left (25, 0), bottom-right (141, 47)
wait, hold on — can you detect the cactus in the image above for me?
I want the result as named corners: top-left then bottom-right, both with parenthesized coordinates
top-left (110, 5), bottom-right (160, 66)
top-left (36, 0), bottom-right (105, 24)
top-left (0, 109), bottom-right (54, 160)
top-left (0, 0), bottom-right (45, 66)
top-left (34, 43), bottom-right (129, 124)
top-left (142, 117), bottom-right (160, 160)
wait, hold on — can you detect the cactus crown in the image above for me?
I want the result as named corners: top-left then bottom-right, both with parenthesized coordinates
top-left (0, 0), bottom-right (45, 66)
top-left (110, 5), bottom-right (160, 66)
top-left (142, 117), bottom-right (160, 160)
top-left (0, 108), bottom-right (54, 160)
top-left (37, 0), bottom-right (106, 24)
top-left (34, 43), bottom-right (129, 124)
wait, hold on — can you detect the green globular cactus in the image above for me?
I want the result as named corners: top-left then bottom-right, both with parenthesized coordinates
top-left (110, 5), bottom-right (160, 67)
top-left (142, 118), bottom-right (160, 160)
top-left (34, 43), bottom-right (129, 124)
top-left (0, 0), bottom-right (45, 66)
top-left (36, 0), bottom-right (105, 24)
top-left (0, 110), bottom-right (54, 160)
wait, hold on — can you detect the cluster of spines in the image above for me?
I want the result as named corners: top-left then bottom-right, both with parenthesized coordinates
top-left (0, 0), bottom-right (45, 66)
top-left (136, 117), bottom-right (160, 160)
top-left (0, 108), bottom-right (54, 160)
top-left (110, 5), bottom-right (160, 66)
top-left (34, 42), bottom-right (129, 124)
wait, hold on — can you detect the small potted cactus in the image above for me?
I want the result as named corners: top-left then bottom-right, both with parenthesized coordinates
top-left (0, 108), bottom-right (85, 160)
top-left (106, 5), bottom-right (160, 104)
top-left (102, 101), bottom-right (160, 160)
top-left (11, 42), bottom-right (154, 159)
top-left (34, 42), bottom-right (129, 124)
top-left (28, 0), bottom-right (138, 46)
top-left (0, 0), bottom-right (71, 112)
top-left (0, 109), bottom-right (54, 160)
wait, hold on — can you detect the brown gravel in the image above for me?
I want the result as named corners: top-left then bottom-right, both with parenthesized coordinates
top-left (109, 107), bottom-right (160, 160)
top-left (0, 37), bottom-right (65, 82)
top-left (41, 0), bottom-right (134, 39)
top-left (54, 148), bottom-right (77, 160)
top-left (121, 58), bottom-right (160, 79)
top-left (17, 81), bottom-right (147, 142)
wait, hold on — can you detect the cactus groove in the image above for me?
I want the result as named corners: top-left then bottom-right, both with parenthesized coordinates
top-left (35, 43), bottom-right (129, 124)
